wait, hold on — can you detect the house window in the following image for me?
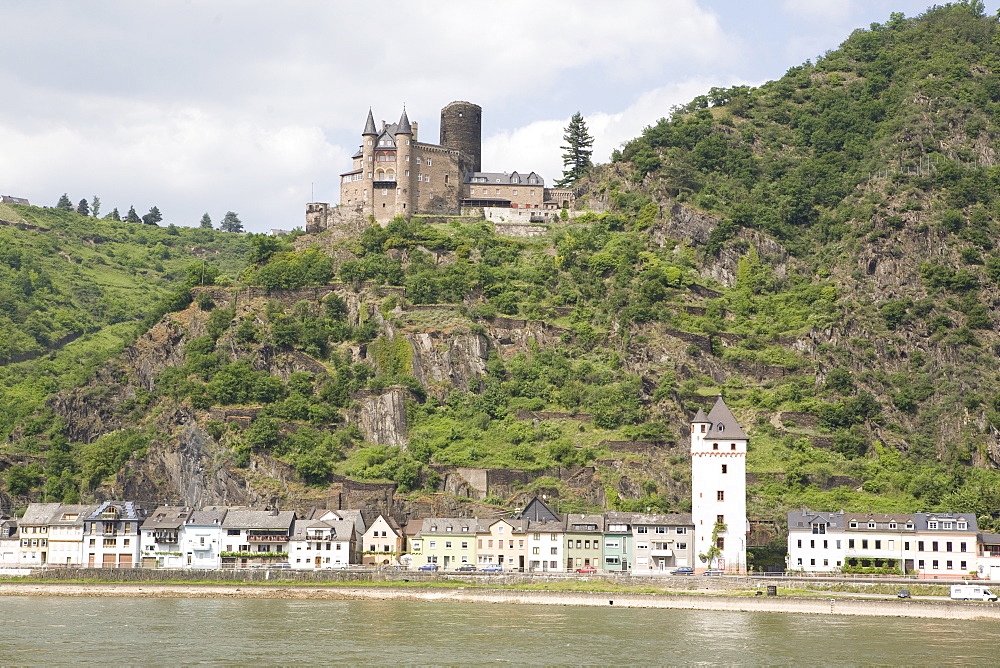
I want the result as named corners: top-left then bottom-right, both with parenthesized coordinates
top-left (849, 522), bottom-right (858, 528)
top-left (462, 526), bottom-right (469, 532)
top-left (823, 559), bottom-right (829, 566)
top-left (958, 522), bottom-right (967, 530)
top-left (797, 540), bottom-right (802, 548)
top-left (716, 537), bottom-right (724, 550)
top-left (918, 560), bottom-right (925, 569)
top-left (868, 522), bottom-right (876, 529)
top-left (429, 541), bottom-right (436, 549)
top-left (445, 541), bottom-right (452, 549)
top-left (929, 521), bottom-right (938, 530)
top-left (532, 547), bottom-right (540, 555)
top-left (961, 542), bottom-right (967, 552)
top-left (823, 540), bottom-right (828, 549)
top-left (918, 541), bottom-right (924, 551)
top-left (862, 540), bottom-right (868, 549)
top-left (889, 523), bottom-right (897, 529)
top-left (637, 527), bottom-right (648, 534)
top-left (944, 522), bottom-right (953, 530)
top-left (677, 542), bottom-right (687, 549)
top-left (947, 561), bottom-right (954, 570)
top-left (932, 560), bottom-right (939, 569)
top-left (946, 542), bottom-right (953, 552)
top-left (961, 561), bottom-right (968, 570)
top-left (875, 540), bottom-right (881, 549)
top-left (932, 541), bottom-right (939, 551)
top-left (712, 443), bottom-right (719, 451)
top-left (848, 539), bottom-right (855, 548)
top-left (810, 540), bottom-right (815, 549)
top-left (676, 528), bottom-right (686, 534)
top-left (461, 542), bottom-right (468, 549)
top-left (717, 491), bottom-right (724, 501)
top-left (810, 559), bottom-right (815, 566)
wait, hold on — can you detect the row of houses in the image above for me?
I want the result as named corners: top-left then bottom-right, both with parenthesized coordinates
top-left (1, 498), bottom-right (705, 574)
top-left (787, 510), bottom-right (1000, 579)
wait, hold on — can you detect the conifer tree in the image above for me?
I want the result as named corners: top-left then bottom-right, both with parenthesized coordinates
top-left (125, 205), bottom-right (141, 223)
top-left (56, 193), bottom-right (73, 211)
top-left (199, 213), bottom-right (213, 229)
top-left (556, 112), bottom-right (594, 187)
top-left (220, 211), bottom-right (244, 233)
top-left (105, 207), bottom-right (121, 221)
top-left (76, 198), bottom-right (90, 216)
top-left (142, 206), bottom-right (163, 226)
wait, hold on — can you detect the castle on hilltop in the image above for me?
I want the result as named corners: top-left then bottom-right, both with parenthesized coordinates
top-left (307, 101), bottom-right (575, 230)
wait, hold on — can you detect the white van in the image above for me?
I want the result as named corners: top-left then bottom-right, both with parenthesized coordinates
top-left (950, 585), bottom-right (998, 602)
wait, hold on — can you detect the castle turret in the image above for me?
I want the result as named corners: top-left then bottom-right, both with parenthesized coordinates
top-left (690, 397), bottom-right (748, 573)
top-left (440, 101), bottom-right (481, 174)
top-left (361, 109), bottom-right (377, 217)
top-left (394, 108), bottom-right (414, 218)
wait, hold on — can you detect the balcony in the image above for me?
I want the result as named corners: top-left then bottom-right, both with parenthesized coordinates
top-left (247, 534), bottom-right (288, 543)
top-left (651, 549), bottom-right (674, 557)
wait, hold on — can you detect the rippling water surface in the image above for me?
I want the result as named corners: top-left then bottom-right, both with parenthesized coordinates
top-left (0, 595), bottom-right (994, 665)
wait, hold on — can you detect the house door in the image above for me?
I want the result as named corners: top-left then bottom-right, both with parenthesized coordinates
top-left (497, 554), bottom-right (503, 569)
top-left (444, 556), bottom-right (450, 568)
top-left (88, 553), bottom-right (95, 567)
top-left (567, 558), bottom-right (574, 570)
top-left (315, 556), bottom-right (321, 568)
top-left (657, 559), bottom-right (666, 571)
top-left (519, 556), bottom-right (524, 572)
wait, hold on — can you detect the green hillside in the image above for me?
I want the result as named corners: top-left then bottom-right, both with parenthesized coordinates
top-left (0, 204), bottom-right (250, 438)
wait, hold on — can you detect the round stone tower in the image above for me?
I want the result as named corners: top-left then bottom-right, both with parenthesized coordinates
top-left (440, 101), bottom-right (482, 173)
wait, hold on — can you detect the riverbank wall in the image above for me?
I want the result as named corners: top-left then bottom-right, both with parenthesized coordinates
top-left (2, 582), bottom-right (998, 620)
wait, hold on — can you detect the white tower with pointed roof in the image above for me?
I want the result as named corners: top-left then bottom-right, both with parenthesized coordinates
top-left (691, 397), bottom-right (748, 573)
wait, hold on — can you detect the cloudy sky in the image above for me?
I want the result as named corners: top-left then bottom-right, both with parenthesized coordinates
top-left (0, 0), bottom-right (973, 233)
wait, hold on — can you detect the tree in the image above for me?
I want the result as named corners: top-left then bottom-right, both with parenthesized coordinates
top-left (556, 112), bottom-right (594, 187)
top-left (76, 198), bottom-right (90, 216)
top-left (56, 193), bottom-right (73, 211)
top-left (125, 205), bottom-right (141, 223)
top-left (105, 207), bottom-right (121, 221)
top-left (91, 195), bottom-right (101, 218)
top-left (220, 211), bottom-right (244, 233)
top-left (199, 212), bottom-right (213, 229)
top-left (142, 206), bottom-right (163, 226)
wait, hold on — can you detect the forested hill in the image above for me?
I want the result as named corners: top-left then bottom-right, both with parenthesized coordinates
top-left (4, 2), bottom-right (1000, 547)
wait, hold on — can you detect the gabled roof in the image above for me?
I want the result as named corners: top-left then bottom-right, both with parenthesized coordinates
top-left (605, 511), bottom-right (693, 526)
top-left (464, 171), bottom-right (544, 186)
top-left (85, 501), bottom-right (144, 521)
top-left (365, 514), bottom-right (403, 536)
top-left (50, 504), bottom-right (99, 526)
top-left (565, 514), bottom-right (604, 532)
top-left (418, 518), bottom-right (481, 536)
top-left (704, 397), bottom-right (748, 439)
top-left (141, 506), bottom-right (192, 531)
top-left (185, 509), bottom-right (228, 526)
top-left (290, 518), bottom-right (355, 541)
top-left (221, 509), bottom-right (295, 530)
top-left (362, 108), bottom-right (377, 136)
top-left (787, 510), bottom-right (844, 530)
top-left (517, 497), bottom-right (561, 524)
top-left (480, 518), bottom-right (528, 534)
top-left (21, 503), bottom-right (61, 525)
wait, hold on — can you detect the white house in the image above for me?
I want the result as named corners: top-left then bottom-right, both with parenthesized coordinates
top-left (787, 510), bottom-right (848, 572)
top-left (181, 508), bottom-right (228, 568)
top-left (140, 506), bottom-right (191, 569)
top-left (289, 519), bottom-right (355, 569)
top-left (0, 519), bottom-right (18, 564)
top-left (46, 504), bottom-right (95, 567)
top-left (691, 398), bottom-right (748, 573)
top-left (82, 501), bottom-right (145, 568)
top-left (976, 533), bottom-right (1000, 580)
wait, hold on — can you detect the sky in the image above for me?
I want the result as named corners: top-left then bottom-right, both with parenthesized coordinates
top-left (0, 0), bottom-right (984, 234)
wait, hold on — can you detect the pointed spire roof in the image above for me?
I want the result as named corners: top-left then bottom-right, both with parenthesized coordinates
top-left (362, 108), bottom-right (377, 136)
top-left (395, 107), bottom-right (412, 135)
top-left (704, 396), bottom-right (748, 439)
top-left (692, 407), bottom-right (709, 423)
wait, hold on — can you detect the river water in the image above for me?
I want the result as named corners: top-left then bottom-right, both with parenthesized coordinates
top-left (0, 596), bottom-right (993, 665)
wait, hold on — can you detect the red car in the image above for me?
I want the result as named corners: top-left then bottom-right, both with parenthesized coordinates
top-left (575, 566), bottom-right (598, 574)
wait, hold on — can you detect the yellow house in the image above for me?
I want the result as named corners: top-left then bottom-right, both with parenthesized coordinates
top-left (361, 515), bottom-right (404, 565)
top-left (477, 518), bottom-right (528, 572)
top-left (412, 518), bottom-right (478, 570)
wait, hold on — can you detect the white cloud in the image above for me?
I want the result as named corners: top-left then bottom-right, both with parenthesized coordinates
top-left (780, 0), bottom-right (856, 22)
top-left (483, 77), bottom-right (752, 187)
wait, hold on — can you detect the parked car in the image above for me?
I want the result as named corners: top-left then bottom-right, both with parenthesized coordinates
top-left (575, 566), bottom-right (598, 574)
top-left (702, 568), bottom-right (724, 576)
top-left (670, 567), bottom-right (694, 575)
top-left (455, 564), bottom-right (477, 572)
top-left (480, 564), bottom-right (503, 573)
top-left (417, 563), bottom-right (439, 571)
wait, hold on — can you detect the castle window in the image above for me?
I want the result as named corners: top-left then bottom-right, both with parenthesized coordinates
top-left (445, 175), bottom-right (449, 184)
top-left (717, 491), bottom-right (724, 501)
top-left (382, 190), bottom-right (388, 196)
top-left (731, 444), bottom-right (736, 450)
top-left (495, 189), bottom-right (500, 195)
top-left (531, 190), bottom-right (535, 196)
top-left (712, 443), bottom-right (719, 450)
top-left (427, 158), bottom-right (432, 166)
top-left (406, 139), bottom-right (410, 145)
top-left (416, 157), bottom-right (421, 164)
top-left (405, 170), bottom-right (409, 176)
top-left (721, 464), bottom-right (727, 474)
top-left (425, 175), bottom-right (430, 183)
top-left (513, 189), bottom-right (518, 196)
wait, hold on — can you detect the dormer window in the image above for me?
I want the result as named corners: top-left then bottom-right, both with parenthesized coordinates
top-left (462, 526), bottom-right (469, 532)
top-left (958, 522), bottom-right (967, 530)
top-left (929, 521), bottom-right (938, 530)
top-left (868, 522), bottom-right (876, 529)
top-left (889, 522), bottom-right (897, 529)
top-left (906, 523), bottom-right (913, 530)
top-left (849, 521), bottom-right (858, 528)
top-left (718, 423), bottom-right (725, 432)
top-left (446, 526), bottom-right (453, 532)
top-left (431, 526), bottom-right (437, 532)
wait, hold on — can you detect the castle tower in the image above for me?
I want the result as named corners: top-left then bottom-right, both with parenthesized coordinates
top-left (691, 397), bottom-right (748, 573)
top-left (361, 108), bottom-right (377, 218)
top-left (394, 108), bottom-right (413, 218)
top-left (440, 101), bottom-right (482, 173)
